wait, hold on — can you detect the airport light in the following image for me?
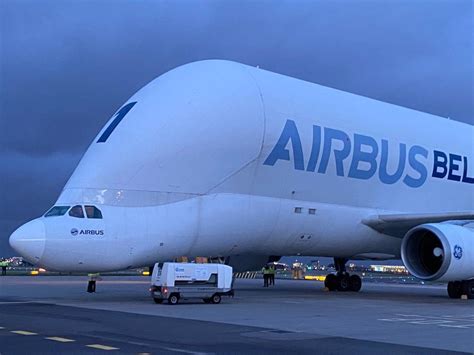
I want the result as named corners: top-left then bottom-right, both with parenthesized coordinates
top-left (304, 275), bottom-right (326, 281)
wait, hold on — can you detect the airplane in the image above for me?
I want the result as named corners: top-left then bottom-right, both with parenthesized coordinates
top-left (9, 60), bottom-right (474, 298)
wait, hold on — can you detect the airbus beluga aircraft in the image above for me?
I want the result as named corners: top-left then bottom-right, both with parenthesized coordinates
top-left (10, 60), bottom-right (474, 298)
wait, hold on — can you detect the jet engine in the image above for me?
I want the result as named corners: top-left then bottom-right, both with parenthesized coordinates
top-left (401, 223), bottom-right (474, 281)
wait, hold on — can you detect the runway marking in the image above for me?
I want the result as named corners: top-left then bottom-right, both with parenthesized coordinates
top-left (0, 327), bottom-right (5, 329)
top-left (0, 301), bottom-right (39, 304)
top-left (162, 347), bottom-right (211, 354)
top-left (86, 344), bottom-right (119, 351)
top-left (439, 324), bottom-right (474, 329)
top-left (378, 314), bottom-right (474, 329)
top-left (45, 336), bottom-right (76, 343)
top-left (10, 330), bottom-right (37, 335)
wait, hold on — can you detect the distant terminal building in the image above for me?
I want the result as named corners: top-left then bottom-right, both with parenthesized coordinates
top-left (370, 265), bottom-right (408, 274)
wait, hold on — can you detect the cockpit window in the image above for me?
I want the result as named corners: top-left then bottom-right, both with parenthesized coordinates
top-left (85, 205), bottom-right (103, 219)
top-left (69, 205), bottom-right (85, 218)
top-left (44, 206), bottom-right (70, 217)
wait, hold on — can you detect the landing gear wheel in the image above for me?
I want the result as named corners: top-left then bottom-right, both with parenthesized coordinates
top-left (325, 258), bottom-right (363, 292)
top-left (168, 294), bottom-right (179, 305)
top-left (211, 294), bottom-right (221, 304)
top-left (337, 274), bottom-right (351, 292)
top-left (349, 275), bottom-right (362, 292)
top-left (447, 281), bottom-right (462, 299)
top-left (324, 274), bottom-right (338, 291)
top-left (153, 298), bottom-right (163, 304)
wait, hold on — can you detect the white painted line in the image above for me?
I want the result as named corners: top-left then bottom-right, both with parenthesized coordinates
top-left (378, 318), bottom-right (424, 322)
top-left (162, 347), bottom-right (211, 355)
top-left (11, 330), bottom-right (37, 335)
top-left (45, 336), bottom-right (76, 343)
top-left (439, 324), bottom-right (474, 329)
top-left (397, 313), bottom-right (471, 321)
top-left (409, 320), bottom-right (454, 325)
top-left (86, 344), bottom-right (119, 351)
top-left (0, 301), bottom-right (39, 305)
top-left (0, 327), bottom-right (5, 329)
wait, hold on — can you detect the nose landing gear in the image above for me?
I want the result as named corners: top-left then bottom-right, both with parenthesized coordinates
top-left (324, 258), bottom-right (362, 292)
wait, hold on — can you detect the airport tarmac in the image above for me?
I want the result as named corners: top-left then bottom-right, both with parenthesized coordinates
top-left (0, 276), bottom-right (472, 354)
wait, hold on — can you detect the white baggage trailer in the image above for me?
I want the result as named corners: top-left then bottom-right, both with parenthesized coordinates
top-left (150, 262), bottom-right (234, 304)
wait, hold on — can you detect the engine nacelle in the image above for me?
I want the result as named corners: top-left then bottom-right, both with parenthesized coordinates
top-left (401, 223), bottom-right (474, 281)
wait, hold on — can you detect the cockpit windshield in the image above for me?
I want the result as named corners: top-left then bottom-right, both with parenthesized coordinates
top-left (44, 206), bottom-right (70, 217)
top-left (85, 205), bottom-right (103, 219)
top-left (44, 205), bottom-right (103, 219)
top-left (69, 205), bottom-right (85, 218)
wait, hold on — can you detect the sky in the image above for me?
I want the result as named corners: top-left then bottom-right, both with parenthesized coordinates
top-left (0, 0), bottom-right (472, 257)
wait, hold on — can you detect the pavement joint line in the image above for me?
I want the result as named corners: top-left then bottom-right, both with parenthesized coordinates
top-left (86, 344), bottom-right (120, 351)
top-left (45, 336), bottom-right (76, 343)
top-left (10, 330), bottom-right (38, 335)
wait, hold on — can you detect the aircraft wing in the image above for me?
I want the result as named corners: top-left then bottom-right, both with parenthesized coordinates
top-left (362, 211), bottom-right (474, 238)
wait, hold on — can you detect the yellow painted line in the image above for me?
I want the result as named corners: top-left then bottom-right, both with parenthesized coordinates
top-left (45, 336), bottom-right (76, 343)
top-left (11, 330), bottom-right (37, 335)
top-left (86, 344), bottom-right (119, 351)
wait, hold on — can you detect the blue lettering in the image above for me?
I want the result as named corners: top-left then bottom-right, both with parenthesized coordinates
top-left (261, 119), bottom-right (474, 188)
top-left (348, 134), bottom-right (379, 180)
top-left (263, 120), bottom-right (305, 170)
top-left (306, 125), bottom-right (322, 172)
top-left (318, 128), bottom-right (351, 176)
top-left (462, 156), bottom-right (474, 184)
top-left (403, 145), bottom-right (428, 188)
top-left (379, 140), bottom-right (406, 184)
top-left (448, 154), bottom-right (462, 181)
top-left (432, 150), bottom-right (448, 178)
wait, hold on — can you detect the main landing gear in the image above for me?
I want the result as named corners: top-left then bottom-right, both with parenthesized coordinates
top-left (324, 258), bottom-right (362, 292)
top-left (447, 280), bottom-right (474, 299)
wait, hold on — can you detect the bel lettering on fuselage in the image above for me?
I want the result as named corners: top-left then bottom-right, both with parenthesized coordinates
top-left (264, 119), bottom-right (474, 187)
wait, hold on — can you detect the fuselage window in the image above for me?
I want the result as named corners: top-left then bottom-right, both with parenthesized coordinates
top-left (69, 205), bottom-right (85, 218)
top-left (85, 205), bottom-right (103, 219)
top-left (44, 206), bottom-right (70, 217)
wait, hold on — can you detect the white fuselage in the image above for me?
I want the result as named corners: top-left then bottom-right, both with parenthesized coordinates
top-left (10, 60), bottom-right (474, 272)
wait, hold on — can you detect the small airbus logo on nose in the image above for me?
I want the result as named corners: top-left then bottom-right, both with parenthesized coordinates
top-left (71, 228), bottom-right (78, 236)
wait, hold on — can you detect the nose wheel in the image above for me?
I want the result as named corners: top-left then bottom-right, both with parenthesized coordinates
top-left (324, 258), bottom-right (362, 292)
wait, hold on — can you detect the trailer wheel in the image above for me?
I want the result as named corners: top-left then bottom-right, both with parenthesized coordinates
top-left (153, 298), bottom-right (163, 304)
top-left (211, 294), bottom-right (221, 304)
top-left (168, 294), bottom-right (179, 305)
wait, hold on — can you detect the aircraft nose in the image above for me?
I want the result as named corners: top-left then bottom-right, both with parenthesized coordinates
top-left (9, 219), bottom-right (46, 264)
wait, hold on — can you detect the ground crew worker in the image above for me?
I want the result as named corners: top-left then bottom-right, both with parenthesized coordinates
top-left (87, 273), bottom-right (100, 293)
top-left (0, 260), bottom-right (8, 276)
top-left (269, 265), bottom-right (276, 286)
top-left (261, 265), bottom-right (270, 287)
